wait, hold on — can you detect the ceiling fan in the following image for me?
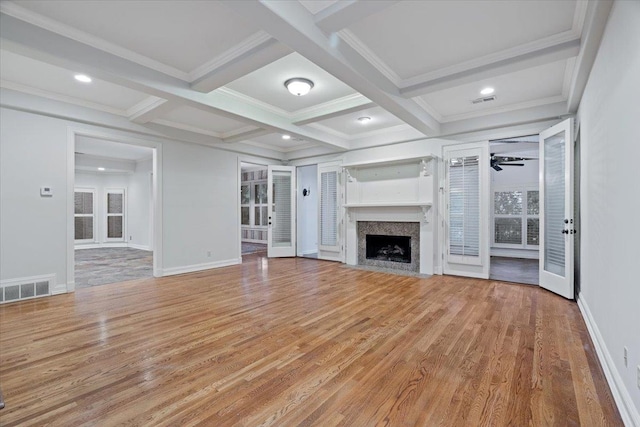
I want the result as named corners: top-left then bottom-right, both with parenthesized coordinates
top-left (490, 154), bottom-right (535, 171)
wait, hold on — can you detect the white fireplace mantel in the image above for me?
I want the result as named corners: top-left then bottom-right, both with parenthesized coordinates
top-left (344, 202), bottom-right (432, 222)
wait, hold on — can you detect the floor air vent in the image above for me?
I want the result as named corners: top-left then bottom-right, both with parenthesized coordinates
top-left (1, 278), bottom-right (52, 304)
top-left (471, 95), bottom-right (497, 104)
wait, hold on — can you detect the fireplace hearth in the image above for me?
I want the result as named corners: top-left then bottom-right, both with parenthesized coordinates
top-left (366, 234), bottom-right (411, 263)
top-left (357, 221), bottom-right (420, 272)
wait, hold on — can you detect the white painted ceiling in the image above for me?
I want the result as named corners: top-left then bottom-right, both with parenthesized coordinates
top-left (0, 0), bottom-right (604, 159)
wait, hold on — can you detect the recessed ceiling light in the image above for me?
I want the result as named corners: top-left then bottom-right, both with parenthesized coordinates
top-left (284, 78), bottom-right (314, 96)
top-left (480, 87), bottom-right (494, 95)
top-left (282, 134), bottom-right (291, 140)
top-left (357, 116), bottom-right (372, 124)
top-left (74, 74), bottom-right (92, 83)
top-left (98, 167), bottom-right (105, 171)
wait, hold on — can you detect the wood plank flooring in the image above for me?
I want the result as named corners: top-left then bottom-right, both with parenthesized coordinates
top-left (0, 256), bottom-right (622, 426)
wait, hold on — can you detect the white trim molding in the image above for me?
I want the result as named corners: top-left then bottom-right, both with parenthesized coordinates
top-left (578, 296), bottom-right (640, 427)
top-left (162, 258), bottom-right (241, 277)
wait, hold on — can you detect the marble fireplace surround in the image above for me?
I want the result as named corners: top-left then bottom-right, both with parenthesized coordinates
top-left (357, 221), bottom-right (420, 272)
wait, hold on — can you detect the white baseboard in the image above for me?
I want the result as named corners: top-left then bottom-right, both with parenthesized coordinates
top-left (128, 243), bottom-right (152, 251)
top-left (297, 249), bottom-right (317, 256)
top-left (53, 282), bottom-right (68, 294)
top-left (490, 248), bottom-right (539, 259)
top-left (162, 258), bottom-right (241, 277)
top-left (578, 296), bottom-right (640, 427)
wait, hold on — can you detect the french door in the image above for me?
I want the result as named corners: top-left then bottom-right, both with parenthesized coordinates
top-left (443, 142), bottom-right (490, 279)
top-left (267, 165), bottom-right (296, 257)
top-left (539, 118), bottom-right (574, 299)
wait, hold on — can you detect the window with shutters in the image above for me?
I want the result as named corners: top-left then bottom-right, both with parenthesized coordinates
top-left (492, 187), bottom-right (539, 248)
top-left (74, 189), bottom-right (95, 242)
top-left (320, 170), bottom-right (338, 247)
top-left (106, 189), bottom-right (125, 241)
top-left (448, 156), bottom-right (480, 258)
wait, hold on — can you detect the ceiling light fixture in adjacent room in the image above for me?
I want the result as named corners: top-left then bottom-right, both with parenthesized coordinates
top-left (480, 87), bottom-right (494, 95)
top-left (98, 167), bottom-right (105, 171)
top-left (284, 78), bottom-right (314, 96)
top-left (282, 134), bottom-right (291, 140)
top-left (74, 74), bottom-right (92, 83)
top-left (357, 116), bottom-right (371, 124)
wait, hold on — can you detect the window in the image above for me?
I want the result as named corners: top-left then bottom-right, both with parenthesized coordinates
top-left (493, 188), bottom-right (539, 248)
top-left (74, 189), bottom-right (95, 242)
top-left (241, 169), bottom-right (268, 242)
top-left (106, 189), bottom-right (125, 241)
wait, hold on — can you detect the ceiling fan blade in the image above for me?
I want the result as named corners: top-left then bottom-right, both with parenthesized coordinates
top-left (492, 164), bottom-right (503, 171)
top-left (499, 163), bottom-right (525, 166)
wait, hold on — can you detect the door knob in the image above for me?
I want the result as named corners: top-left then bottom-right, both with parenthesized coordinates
top-left (562, 230), bottom-right (569, 234)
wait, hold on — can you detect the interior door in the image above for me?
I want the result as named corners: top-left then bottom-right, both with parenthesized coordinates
top-left (539, 118), bottom-right (574, 299)
top-left (317, 162), bottom-right (343, 262)
top-left (268, 165), bottom-right (296, 257)
top-left (443, 141), bottom-right (490, 279)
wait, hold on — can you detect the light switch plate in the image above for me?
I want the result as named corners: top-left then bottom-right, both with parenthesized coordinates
top-left (40, 186), bottom-right (53, 197)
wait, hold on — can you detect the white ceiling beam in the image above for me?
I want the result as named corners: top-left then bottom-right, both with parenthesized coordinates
top-left (190, 38), bottom-right (291, 93)
top-left (566, 0), bottom-right (613, 113)
top-left (400, 39), bottom-right (581, 98)
top-left (127, 97), bottom-right (178, 124)
top-left (0, 13), bottom-right (349, 151)
top-left (222, 128), bottom-right (271, 144)
top-left (221, 0), bottom-right (440, 136)
top-left (292, 96), bottom-right (374, 125)
top-left (314, 0), bottom-right (400, 33)
top-left (440, 102), bottom-right (567, 138)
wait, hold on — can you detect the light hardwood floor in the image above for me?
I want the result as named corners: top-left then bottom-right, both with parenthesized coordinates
top-left (0, 255), bottom-right (622, 426)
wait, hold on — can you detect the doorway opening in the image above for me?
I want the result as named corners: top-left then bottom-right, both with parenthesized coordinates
top-left (296, 164), bottom-right (318, 259)
top-left (73, 136), bottom-right (155, 288)
top-left (488, 134), bottom-right (540, 285)
top-left (240, 162), bottom-right (268, 259)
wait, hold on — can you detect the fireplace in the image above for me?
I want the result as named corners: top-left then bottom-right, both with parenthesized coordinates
top-left (366, 234), bottom-right (411, 263)
top-left (357, 221), bottom-right (420, 272)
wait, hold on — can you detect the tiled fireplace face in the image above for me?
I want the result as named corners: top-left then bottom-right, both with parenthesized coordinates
top-left (357, 221), bottom-right (420, 272)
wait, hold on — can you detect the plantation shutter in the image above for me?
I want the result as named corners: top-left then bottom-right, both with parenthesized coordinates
top-left (320, 170), bottom-right (337, 247)
top-left (272, 172), bottom-right (292, 246)
top-left (543, 135), bottom-right (566, 276)
top-left (448, 156), bottom-right (480, 259)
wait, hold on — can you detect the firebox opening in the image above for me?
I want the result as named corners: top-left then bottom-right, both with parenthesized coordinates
top-left (365, 234), bottom-right (411, 263)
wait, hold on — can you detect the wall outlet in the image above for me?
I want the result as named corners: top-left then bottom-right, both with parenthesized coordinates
top-left (637, 366), bottom-right (640, 389)
top-left (624, 347), bottom-right (628, 367)
top-left (129, 235), bottom-right (132, 241)
top-left (207, 251), bottom-right (212, 257)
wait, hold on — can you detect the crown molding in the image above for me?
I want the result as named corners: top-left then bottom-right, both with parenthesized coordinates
top-left (0, 1), bottom-right (190, 81)
top-left (337, 29), bottom-right (402, 87)
top-left (216, 87), bottom-right (290, 118)
top-left (151, 118), bottom-right (224, 139)
top-left (561, 57), bottom-right (577, 101)
top-left (401, 30), bottom-right (580, 91)
top-left (188, 31), bottom-right (273, 82)
top-left (413, 97), bottom-right (443, 122)
top-left (0, 79), bottom-right (126, 116)
top-left (241, 139), bottom-right (317, 153)
top-left (440, 95), bottom-right (566, 123)
top-left (126, 96), bottom-right (166, 119)
top-left (221, 124), bottom-right (262, 140)
top-left (572, 0), bottom-right (589, 37)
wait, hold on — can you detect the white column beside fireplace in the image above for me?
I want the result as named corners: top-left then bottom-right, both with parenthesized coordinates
top-left (342, 156), bottom-right (436, 275)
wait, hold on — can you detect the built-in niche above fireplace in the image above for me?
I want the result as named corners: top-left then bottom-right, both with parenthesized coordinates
top-left (358, 221), bottom-right (420, 272)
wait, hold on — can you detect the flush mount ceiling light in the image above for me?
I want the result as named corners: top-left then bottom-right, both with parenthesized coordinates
top-left (357, 116), bottom-right (372, 124)
top-left (480, 87), bottom-right (494, 95)
top-left (98, 167), bottom-right (105, 171)
top-left (284, 78), bottom-right (314, 96)
top-left (282, 134), bottom-right (291, 140)
top-left (74, 74), bottom-right (92, 83)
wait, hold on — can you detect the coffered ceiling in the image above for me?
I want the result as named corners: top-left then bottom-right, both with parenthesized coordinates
top-left (0, 0), bottom-right (611, 160)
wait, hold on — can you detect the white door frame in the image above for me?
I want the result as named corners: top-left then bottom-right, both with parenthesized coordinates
top-left (67, 127), bottom-right (163, 292)
top-left (442, 141), bottom-right (490, 279)
top-left (539, 118), bottom-right (574, 299)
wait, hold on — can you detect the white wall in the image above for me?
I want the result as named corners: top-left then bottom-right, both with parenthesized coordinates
top-left (1, 106), bottom-right (251, 287)
top-left (297, 164), bottom-right (318, 255)
top-left (0, 109), bottom-right (69, 293)
top-left (577, 1), bottom-right (640, 423)
top-left (128, 159), bottom-right (152, 249)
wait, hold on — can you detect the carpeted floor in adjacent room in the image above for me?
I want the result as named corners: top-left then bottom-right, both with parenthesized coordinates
top-left (75, 248), bottom-right (153, 288)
